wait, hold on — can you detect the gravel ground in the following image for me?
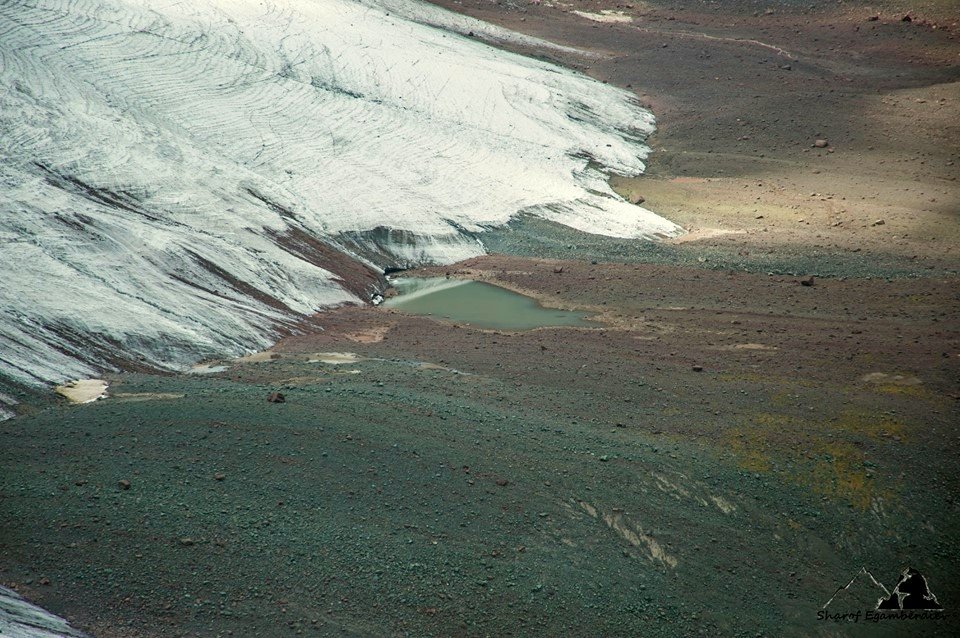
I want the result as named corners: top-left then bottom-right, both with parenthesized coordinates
top-left (3, 257), bottom-right (957, 636)
top-left (3, 1), bottom-right (959, 636)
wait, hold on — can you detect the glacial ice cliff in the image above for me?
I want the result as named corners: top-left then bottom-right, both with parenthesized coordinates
top-left (0, 0), bottom-right (680, 387)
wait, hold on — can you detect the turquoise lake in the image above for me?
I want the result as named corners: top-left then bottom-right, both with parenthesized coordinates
top-left (384, 278), bottom-right (596, 330)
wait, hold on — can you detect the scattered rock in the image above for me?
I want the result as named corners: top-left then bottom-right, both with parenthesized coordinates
top-left (630, 194), bottom-right (645, 205)
top-left (599, 455), bottom-right (610, 462)
top-left (179, 538), bottom-right (195, 546)
top-left (692, 365), bottom-right (704, 372)
top-left (813, 139), bottom-right (829, 148)
top-left (901, 15), bottom-right (912, 23)
top-left (214, 473), bottom-right (226, 481)
top-left (495, 478), bottom-right (509, 487)
top-left (872, 219), bottom-right (885, 226)
top-left (118, 479), bottom-right (131, 490)
top-left (867, 15), bottom-right (879, 21)
top-left (800, 276), bottom-right (815, 287)
top-left (553, 266), bottom-right (563, 274)
top-left (267, 391), bottom-right (286, 403)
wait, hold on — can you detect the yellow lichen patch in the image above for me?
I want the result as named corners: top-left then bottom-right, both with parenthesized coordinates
top-left (903, 294), bottom-right (933, 306)
top-left (802, 442), bottom-right (879, 511)
top-left (714, 372), bottom-right (817, 389)
top-left (768, 391), bottom-right (793, 407)
top-left (724, 425), bottom-right (774, 473)
top-left (872, 384), bottom-right (934, 399)
top-left (828, 410), bottom-right (906, 442)
top-left (722, 410), bottom-right (903, 510)
top-left (751, 412), bottom-right (797, 430)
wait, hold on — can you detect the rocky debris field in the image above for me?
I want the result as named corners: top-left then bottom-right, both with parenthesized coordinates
top-left (2, 251), bottom-right (958, 636)
top-left (3, 0), bottom-right (959, 636)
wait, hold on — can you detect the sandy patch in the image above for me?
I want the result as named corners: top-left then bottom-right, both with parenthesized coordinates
top-left (575, 499), bottom-right (678, 568)
top-left (235, 350), bottom-right (277, 363)
top-left (710, 495), bottom-right (736, 515)
top-left (669, 177), bottom-right (712, 184)
top-left (343, 326), bottom-right (392, 343)
top-left (860, 372), bottom-right (922, 386)
top-left (712, 343), bottom-right (778, 352)
top-left (668, 228), bottom-right (746, 244)
top-left (55, 379), bottom-right (108, 403)
top-left (308, 352), bottom-right (365, 365)
top-left (111, 392), bottom-right (184, 403)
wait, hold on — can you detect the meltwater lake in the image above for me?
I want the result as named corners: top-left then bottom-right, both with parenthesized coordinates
top-left (384, 278), bottom-right (597, 330)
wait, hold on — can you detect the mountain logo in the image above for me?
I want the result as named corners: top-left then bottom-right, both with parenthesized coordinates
top-left (821, 567), bottom-right (891, 612)
top-left (820, 566), bottom-right (945, 621)
top-left (877, 567), bottom-right (943, 611)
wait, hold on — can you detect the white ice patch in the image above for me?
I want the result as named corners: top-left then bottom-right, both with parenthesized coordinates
top-left (188, 364), bottom-right (230, 375)
top-left (384, 277), bottom-right (472, 305)
top-left (0, 391), bottom-right (17, 421)
top-left (359, 0), bottom-right (592, 55)
top-left (0, 586), bottom-right (89, 638)
top-left (572, 10), bottom-right (634, 24)
top-left (0, 0), bottom-right (680, 385)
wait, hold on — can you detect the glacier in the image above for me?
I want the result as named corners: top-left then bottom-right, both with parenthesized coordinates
top-left (0, 0), bottom-right (681, 388)
top-left (0, 586), bottom-right (89, 638)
